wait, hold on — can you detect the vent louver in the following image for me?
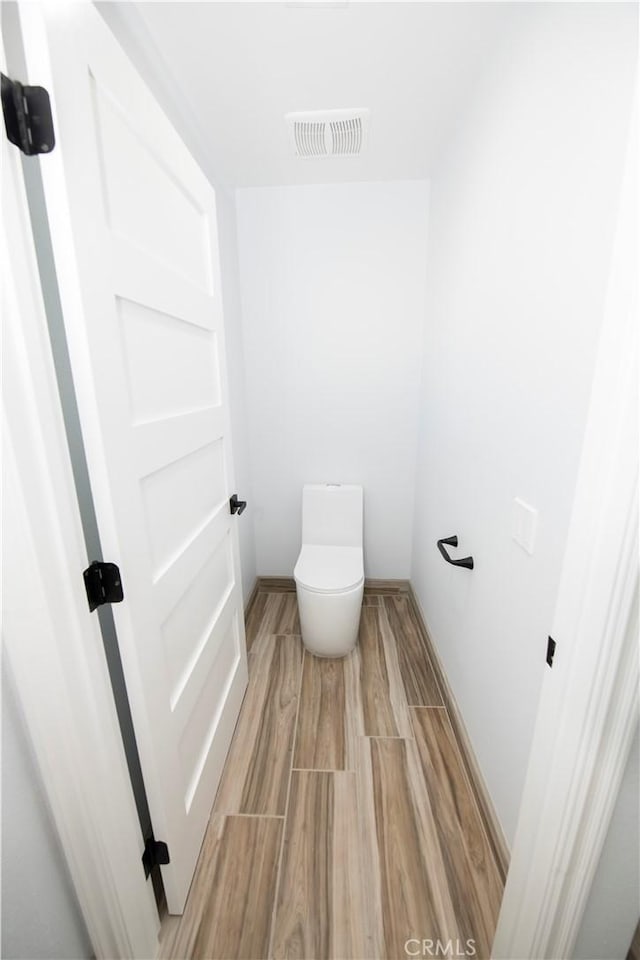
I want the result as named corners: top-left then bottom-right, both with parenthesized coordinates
top-left (286, 109), bottom-right (369, 158)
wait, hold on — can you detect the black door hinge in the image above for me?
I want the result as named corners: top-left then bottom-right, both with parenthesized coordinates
top-left (83, 561), bottom-right (124, 613)
top-left (142, 837), bottom-right (170, 879)
top-left (546, 636), bottom-right (556, 668)
top-left (1, 72), bottom-right (55, 156)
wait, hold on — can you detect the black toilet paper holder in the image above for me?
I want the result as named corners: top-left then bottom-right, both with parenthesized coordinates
top-left (437, 535), bottom-right (474, 570)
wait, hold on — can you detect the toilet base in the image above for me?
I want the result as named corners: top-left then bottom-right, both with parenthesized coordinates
top-left (295, 579), bottom-right (364, 658)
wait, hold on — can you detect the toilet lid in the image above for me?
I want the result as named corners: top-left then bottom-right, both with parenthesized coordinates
top-left (294, 545), bottom-right (364, 594)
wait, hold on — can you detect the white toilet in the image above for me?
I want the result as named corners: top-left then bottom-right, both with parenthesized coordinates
top-left (294, 483), bottom-right (364, 658)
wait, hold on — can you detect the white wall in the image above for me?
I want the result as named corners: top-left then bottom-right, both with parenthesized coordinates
top-left (411, 2), bottom-right (637, 844)
top-left (2, 667), bottom-right (93, 960)
top-left (236, 181), bottom-right (429, 578)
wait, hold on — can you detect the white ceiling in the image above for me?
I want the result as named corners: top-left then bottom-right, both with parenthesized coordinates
top-left (125, 2), bottom-right (510, 188)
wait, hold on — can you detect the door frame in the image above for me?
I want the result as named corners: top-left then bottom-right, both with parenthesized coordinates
top-left (2, 31), bottom-right (159, 960)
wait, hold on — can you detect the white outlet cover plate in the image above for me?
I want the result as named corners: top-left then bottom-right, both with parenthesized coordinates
top-left (512, 497), bottom-right (538, 555)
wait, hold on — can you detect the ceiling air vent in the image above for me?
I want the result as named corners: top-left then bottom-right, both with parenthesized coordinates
top-left (286, 109), bottom-right (369, 158)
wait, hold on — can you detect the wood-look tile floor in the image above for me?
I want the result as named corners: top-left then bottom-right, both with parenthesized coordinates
top-left (160, 590), bottom-right (503, 960)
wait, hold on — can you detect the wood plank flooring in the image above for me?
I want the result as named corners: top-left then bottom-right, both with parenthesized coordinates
top-left (293, 655), bottom-right (349, 770)
top-left (410, 708), bottom-right (503, 958)
top-left (359, 602), bottom-right (412, 739)
top-left (163, 815), bottom-right (283, 960)
top-left (214, 631), bottom-right (302, 816)
top-left (272, 769), bottom-right (366, 960)
top-left (160, 587), bottom-right (503, 960)
top-left (383, 596), bottom-right (443, 707)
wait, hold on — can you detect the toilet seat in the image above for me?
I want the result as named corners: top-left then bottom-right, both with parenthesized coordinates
top-left (294, 545), bottom-right (363, 595)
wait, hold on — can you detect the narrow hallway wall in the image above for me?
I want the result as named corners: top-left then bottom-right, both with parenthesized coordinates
top-left (411, 2), bottom-right (637, 843)
top-left (236, 181), bottom-right (429, 578)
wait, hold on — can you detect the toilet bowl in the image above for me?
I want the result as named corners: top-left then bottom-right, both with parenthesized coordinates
top-left (294, 484), bottom-right (364, 658)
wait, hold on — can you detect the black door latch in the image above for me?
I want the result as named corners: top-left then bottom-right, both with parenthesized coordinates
top-left (229, 494), bottom-right (247, 515)
top-left (546, 636), bottom-right (556, 668)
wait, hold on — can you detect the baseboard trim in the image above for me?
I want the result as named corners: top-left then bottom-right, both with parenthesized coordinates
top-left (256, 576), bottom-right (296, 593)
top-left (408, 584), bottom-right (511, 882)
top-left (255, 576), bottom-right (411, 595)
top-left (244, 578), bottom-right (260, 616)
top-left (364, 578), bottom-right (410, 594)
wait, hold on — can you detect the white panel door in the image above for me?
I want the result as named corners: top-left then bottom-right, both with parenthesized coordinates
top-left (20, 3), bottom-right (248, 913)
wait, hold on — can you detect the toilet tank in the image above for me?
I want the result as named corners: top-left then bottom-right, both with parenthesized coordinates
top-left (301, 484), bottom-right (363, 548)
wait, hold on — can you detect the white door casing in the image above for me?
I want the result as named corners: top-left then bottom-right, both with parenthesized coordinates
top-left (19, 2), bottom-right (249, 913)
